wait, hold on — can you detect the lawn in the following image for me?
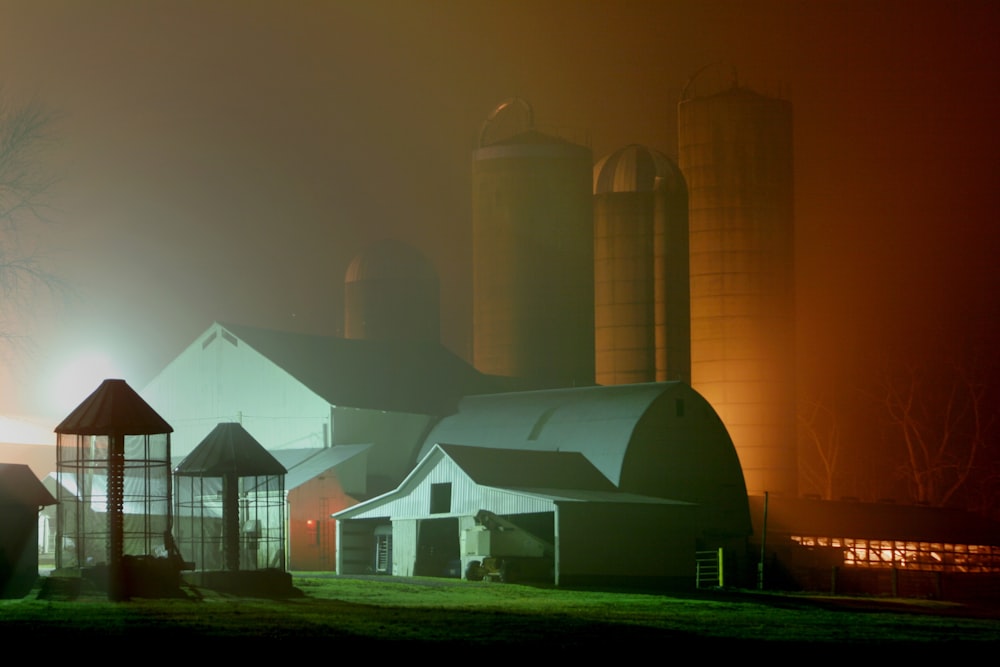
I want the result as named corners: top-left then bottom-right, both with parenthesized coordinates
top-left (1, 573), bottom-right (997, 652)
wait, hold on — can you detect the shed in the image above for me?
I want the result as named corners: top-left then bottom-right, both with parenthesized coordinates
top-left (274, 445), bottom-right (368, 571)
top-left (0, 463), bottom-right (57, 598)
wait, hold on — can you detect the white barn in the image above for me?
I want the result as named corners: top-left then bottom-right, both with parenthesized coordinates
top-left (336, 382), bottom-right (751, 588)
top-left (142, 321), bottom-right (507, 496)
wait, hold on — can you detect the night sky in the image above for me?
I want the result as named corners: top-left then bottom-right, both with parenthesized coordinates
top-left (1, 0), bottom-right (998, 464)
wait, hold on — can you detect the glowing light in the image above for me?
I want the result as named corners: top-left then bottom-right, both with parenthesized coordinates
top-left (50, 350), bottom-right (122, 416)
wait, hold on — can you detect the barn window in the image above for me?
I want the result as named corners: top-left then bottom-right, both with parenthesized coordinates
top-left (430, 483), bottom-right (452, 514)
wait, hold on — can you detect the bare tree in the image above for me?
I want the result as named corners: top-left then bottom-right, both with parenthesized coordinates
top-left (798, 395), bottom-right (842, 500)
top-left (0, 95), bottom-right (66, 347)
top-left (877, 358), bottom-right (994, 508)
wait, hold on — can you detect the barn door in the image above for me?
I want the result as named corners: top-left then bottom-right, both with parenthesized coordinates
top-left (414, 518), bottom-right (459, 577)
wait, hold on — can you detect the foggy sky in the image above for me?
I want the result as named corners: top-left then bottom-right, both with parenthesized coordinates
top-left (1, 0), bottom-right (998, 422)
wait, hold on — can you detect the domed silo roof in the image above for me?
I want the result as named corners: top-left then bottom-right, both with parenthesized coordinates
top-left (593, 145), bottom-right (691, 387)
top-left (344, 239), bottom-right (440, 343)
top-left (593, 144), bottom-right (686, 195)
top-left (472, 100), bottom-right (595, 389)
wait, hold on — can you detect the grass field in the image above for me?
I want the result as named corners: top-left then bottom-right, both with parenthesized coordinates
top-left (1, 573), bottom-right (998, 652)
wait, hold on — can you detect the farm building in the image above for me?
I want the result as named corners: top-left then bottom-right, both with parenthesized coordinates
top-left (0, 463), bottom-right (56, 598)
top-left (336, 382), bottom-right (752, 588)
top-left (141, 321), bottom-right (510, 493)
top-left (750, 495), bottom-right (1000, 600)
top-left (139, 320), bottom-right (511, 571)
top-left (275, 445), bottom-right (368, 571)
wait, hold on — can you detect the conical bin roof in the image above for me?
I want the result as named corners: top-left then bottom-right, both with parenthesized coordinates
top-left (55, 378), bottom-right (173, 436)
top-left (175, 422), bottom-right (286, 477)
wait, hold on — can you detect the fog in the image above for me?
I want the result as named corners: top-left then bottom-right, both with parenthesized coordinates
top-left (1, 2), bottom-right (997, 506)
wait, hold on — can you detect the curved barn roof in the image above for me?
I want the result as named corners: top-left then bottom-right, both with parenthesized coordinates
top-left (419, 382), bottom-right (749, 534)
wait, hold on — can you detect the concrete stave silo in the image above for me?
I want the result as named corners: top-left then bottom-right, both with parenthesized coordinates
top-left (678, 85), bottom-right (797, 498)
top-left (593, 144), bottom-right (690, 386)
top-left (344, 239), bottom-right (441, 344)
top-left (472, 99), bottom-right (595, 389)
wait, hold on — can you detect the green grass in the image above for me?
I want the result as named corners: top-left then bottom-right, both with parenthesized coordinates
top-left (1, 573), bottom-right (998, 651)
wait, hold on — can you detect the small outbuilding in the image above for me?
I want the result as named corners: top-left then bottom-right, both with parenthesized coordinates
top-left (0, 463), bottom-right (56, 598)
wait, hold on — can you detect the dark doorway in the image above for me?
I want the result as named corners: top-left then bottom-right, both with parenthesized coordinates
top-left (415, 518), bottom-right (459, 577)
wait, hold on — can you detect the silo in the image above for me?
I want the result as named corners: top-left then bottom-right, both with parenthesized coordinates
top-left (344, 239), bottom-right (440, 343)
top-left (678, 85), bottom-right (797, 498)
top-left (593, 144), bottom-right (690, 386)
top-left (472, 99), bottom-right (595, 389)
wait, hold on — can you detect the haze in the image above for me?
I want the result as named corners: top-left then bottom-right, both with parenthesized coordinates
top-left (0, 1), bottom-right (997, 487)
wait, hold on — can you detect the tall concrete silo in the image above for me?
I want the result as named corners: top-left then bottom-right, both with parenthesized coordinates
top-left (593, 144), bottom-right (690, 386)
top-left (472, 99), bottom-right (595, 389)
top-left (344, 239), bottom-right (440, 343)
top-left (678, 84), bottom-right (797, 498)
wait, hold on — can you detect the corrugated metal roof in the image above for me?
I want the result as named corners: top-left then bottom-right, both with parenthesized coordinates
top-left (420, 382), bottom-right (682, 485)
top-left (438, 443), bottom-right (615, 492)
top-left (55, 379), bottom-right (172, 436)
top-left (174, 422), bottom-right (286, 477)
top-left (334, 443), bottom-right (685, 521)
top-left (217, 322), bottom-right (506, 415)
top-left (273, 445), bottom-right (370, 490)
top-left (0, 463), bottom-right (56, 506)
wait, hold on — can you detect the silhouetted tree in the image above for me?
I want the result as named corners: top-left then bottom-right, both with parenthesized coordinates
top-left (0, 96), bottom-right (65, 346)
top-left (877, 357), bottom-right (995, 508)
top-left (798, 395), bottom-right (842, 500)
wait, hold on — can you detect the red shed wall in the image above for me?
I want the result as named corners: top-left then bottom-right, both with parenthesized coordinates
top-left (288, 473), bottom-right (358, 571)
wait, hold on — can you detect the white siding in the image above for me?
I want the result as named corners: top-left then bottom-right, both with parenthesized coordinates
top-left (340, 454), bottom-right (554, 521)
top-left (142, 324), bottom-right (331, 458)
top-left (392, 519), bottom-right (418, 577)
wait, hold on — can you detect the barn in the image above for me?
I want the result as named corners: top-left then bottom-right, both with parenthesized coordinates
top-left (140, 321), bottom-right (509, 571)
top-left (142, 321), bottom-right (509, 494)
top-left (335, 382), bottom-right (751, 588)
